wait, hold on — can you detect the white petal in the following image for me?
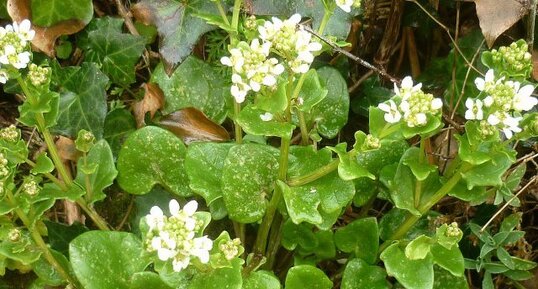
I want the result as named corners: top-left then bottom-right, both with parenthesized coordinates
top-left (150, 206), bottom-right (163, 218)
top-left (220, 57), bottom-right (232, 66)
top-left (518, 84), bottom-right (535, 99)
top-left (183, 200), bottom-right (198, 216)
top-left (431, 98), bottom-right (443, 110)
top-left (487, 114), bottom-right (500, 125)
top-left (262, 75), bottom-right (276, 86)
top-left (19, 19), bottom-right (31, 32)
top-left (415, 113), bottom-right (427, 125)
top-left (483, 96), bottom-right (494, 107)
top-left (169, 199), bottom-right (180, 216)
top-left (289, 14), bottom-right (302, 25)
top-left (465, 98), bottom-right (474, 109)
top-left (485, 69), bottom-right (495, 82)
top-left (308, 42), bottom-right (322, 51)
top-left (272, 63), bottom-right (285, 75)
top-left (401, 76), bottom-right (413, 89)
top-left (465, 110), bottom-right (475, 120)
top-left (475, 78), bottom-right (485, 91)
top-left (250, 81), bottom-right (261, 92)
top-left (378, 102), bottom-right (390, 112)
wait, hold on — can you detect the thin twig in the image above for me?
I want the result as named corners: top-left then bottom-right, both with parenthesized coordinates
top-left (480, 176), bottom-right (538, 232)
top-left (116, 196), bottom-right (135, 230)
top-left (300, 25), bottom-right (400, 84)
top-left (408, 0), bottom-right (483, 76)
top-left (348, 70), bottom-right (374, 94)
top-left (527, 0), bottom-right (537, 52)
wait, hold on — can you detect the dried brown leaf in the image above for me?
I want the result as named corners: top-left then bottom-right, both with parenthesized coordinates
top-left (55, 136), bottom-right (79, 162)
top-left (8, 0), bottom-right (87, 57)
top-left (131, 3), bottom-right (154, 26)
top-left (474, 0), bottom-right (530, 48)
top-left (158, 108), bottom-right (230, 145)
top-left (132, 83), bottom-right (165, 128)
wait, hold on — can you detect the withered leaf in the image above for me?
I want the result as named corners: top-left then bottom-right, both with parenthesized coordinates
top-left (55, 136), bottom-right (80, 162)
top-left (158, 108), bottom-right (230, 145)
top-left (8, 0), bottom-right (89, 57)
top-left (132, 83), bottom-right (165, 128)
top-left (474, 0), bottom-right (530, 48)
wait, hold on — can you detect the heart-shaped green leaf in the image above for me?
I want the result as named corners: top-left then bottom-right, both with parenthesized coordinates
top-left (342, 259), bottom-right (389, 289)
top-left (243, 270), bottom-right (281, 289)
top-left (380, 242), bottom-right (434, 289)
top-left (431, 243), bottom-right (464, 277)
top-left (335, 217), bottom-right (379, 264)
top-left (70, 231), bottom-right (150, 289)
top-left (285, 265), bottom-right (332, 289)
top-left (117, 126), bottom-right (191, 196)
top-left (238, 105), bottom-right (295, 139)
top-left (221, 144), bottom-right (279, 223)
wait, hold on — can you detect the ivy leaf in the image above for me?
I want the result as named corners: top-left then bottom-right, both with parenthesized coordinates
top-left (335, 217), bottom-right (379, 264)
top-left (70, 231), bottom-right (150, 289)
top-left (285, 265), bottom-right (332, 289)
top-left (31, 0), bottom-right (93, 27)
top-left (75, 140), bottom-right (117, 204)
top-left (185, 142), bottom-right (234, 205)
top-left (117, 126), bottom-right (191, 196)
top-left (82, 17), bottom-right (145, 85)
top-left (52, 62), bottom-right (109, 139)
top-left (152, 57), bottom-right (231, 123)
top-left (380, 242), bottom-right (434, 289)
top-left (132, 0), bottom-right (218, 66)
top-left (221, 144), bottom-right (279, 223)
top-left (342, 259), bottom-right (389, 289)
top-left (309, 67), bottom-right (349, 139)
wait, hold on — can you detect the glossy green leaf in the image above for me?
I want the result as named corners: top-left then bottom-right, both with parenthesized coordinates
top-left (31, 0), bottom-right (93, 27)
top-left (431, 243), bottom-right (464, 276)
top-left (221, 144), bottom-right (278, 223)
top-left (330, 143), bottom-right (374, 181)
top-left (0, 232), bottom-right (41, 265)
top-left (433, 266), bottom-right (468, 289)
top-left (309, 67), bottom-right (349, 139)
top-left (496, 247), bottom-right (515, 270)
top-left (52, 62), bottom-right (109, 138)
top-left (83, 17), bottom-right (145, 85)
top-left (390, 158), bottom-right (421, 216)
top-left (32, 249), bottom-right (71, 286)
top-left (462, 150), bottom-right (515, 189)
top-left (342, 259), bottom-right (389, 289)
top-left (130, 272), bottom-right (173, 289)
top-left (279, 180), bottom-right (322, 225)
top-left (281, 219), bottom-right (318, 251)
top-left (243, 270), bottom-right (281, 289)
top-left (103, 108), bottom-right (136, 157)
top-left (402, 117), bottom-right (443, 139)
top-left (297, 69), bottom-right (328, 112)
top-left (256, 78), bottom-right (288, 113)
top-left (31, 152), bottom-right (54, 175)
top-left (405, 235), bottom-right (433, 260)
top-left (189, 259), bottom-right (243, 289)
top-left (238, 105), bottom-right (295, 139)
top-left (448, 179), bottom-right (489, 204)
top-left (335, 217), bottom-right (379, 264)
top-left (152, 57), bottom-right (230, 123)
top-left (185, 142), bottom-right (233, 205)
top-left (402, 147), bottom-right (438, 181)
top-left (137, 0), bottom-right (218, 65)
top-left (74, 140), bottom-right (117, 204)
top-left (70, 231), bottom-right (150, 289)
top-left (117, 126), bottom-right (191, 196)
top-left (381, 242), bottom-right (434, 289)
top-left (44, 221), bottom-right (88, 256)
top-left (285, 265), bottom-right (332, 289)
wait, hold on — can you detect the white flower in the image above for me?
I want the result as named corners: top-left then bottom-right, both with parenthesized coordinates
top-left (183, 200), bottom-right (198, 216)
top-left (512, 83), bottom-right (537, 111)
top-left (191, 236), bottom-right (213, 263)
top-left (394, 76), bottom-right (422, 100)
top-left (475, 69), bottom-right (495, 91)
top-left (336, 0), bottom-right (354, 12)
top-left (378, 100), bottom-right (402, 123)
top-left (169, 199), bottom-right (180, 216)
top-left (431, 98), bottom-right (443, 110)
top-left (172, 256), bottom-right (191, 272)
top-left (487, 113), bottom-right (500, 126)
top-left (13, 19), bottom-right (35, 43)
top-left (260, 112), bottom-right (273, 121)
top-left (483, 95), bottom-right (494, 107)
top-left (146, 206), bottom-right (165, 231)
top-left (230, 74), bottom-right (250, 103)
top-left (465, 98), bottom-right (484, 120)
top-left (0, 70), bottom-right (8, 84)
top-left (501, 114), bottom-right (522, 139)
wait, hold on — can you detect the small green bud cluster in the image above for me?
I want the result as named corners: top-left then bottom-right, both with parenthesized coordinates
top-left (490, 40), bottom-right (532, 77)
top-left (8, 228), bottom-right (21, 242)
top-left (28, 63), bottom-right (51, 86)
top-left (363, 134), bottom-right (380, 150)
top-left (75, 129), bottom-right (95, 153)
top-left (22, 176), bottom-right (40, 196)
top-left (0, 125), bottom-right (20, 142)
top-left (219, 238), bottom-right (242, 260)
top-left (445, 222), bottom-right (463, 238)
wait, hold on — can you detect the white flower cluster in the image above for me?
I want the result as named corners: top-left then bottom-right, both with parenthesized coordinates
top-left (220, 14), bottom-right (322, 103)
top-left (465, 69), bottom-right (537, 138)
top-left (221, 39), bottom-right (284, 103)
top-left (378, 76), bottom-right (443, 127)
top-left (0, 19), bottom-right (35, 83)
top-left (336, 0), bottom-right (362, 13)
top-left (258, 14), bottom-right (322, 74)
top-left (145, 200), bottom-right (213, 272)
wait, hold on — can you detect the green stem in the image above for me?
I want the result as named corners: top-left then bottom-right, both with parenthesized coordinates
top-left (215, 0), bottom-right (231, 26)
top-left (318, 4), bottom-right (334, 36)
top-left (414, 138), bottom-right (426, 208)
top-left (378, 123), bottom-right (401, 139)
top-left (265, 214), bottom-right (283, 269)
top-left (83, 153), bottom-right (93, 202)
top-left (298, 110), bottom-right (309, 145)
top-left (231, 0), bottom-right (242, 37)
top-left (76, 198), bottom-right (110, 231)
top-left (6, 190), bottom-right (79, 287)
top-left (287, 159), bottom-right (339, 186)
top-left (378, 162), bottom-right (472, 254)
top-left (233, 102), bottom-right (243, 143)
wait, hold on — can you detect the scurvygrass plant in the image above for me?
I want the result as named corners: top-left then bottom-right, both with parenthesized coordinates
top-left (0, 1), bottom-right (536, 288)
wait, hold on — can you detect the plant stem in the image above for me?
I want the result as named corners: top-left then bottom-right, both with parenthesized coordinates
top-left (76, 198), bottom-right (110, 231)
top-left (233, 102), bottom-right (243, 143)
top-left (318, 5), bottom-right (334, 36)
top-left (414, 138), bottom-right (426, 208)
top-left (83, 153), bottom-right (93, 202)
top-left (215, 0), bottom-right (231, 27)
top-left (378, 162), bottom-right (471, 254)
top-left (297, 111), bottom-right (309, 145)
top-left (5, 190), bottom-right (79, 287)
top-left (231, 0), bottom-right (242, 37)
top-left (265, 214), bottom-right (283, 269)
top-left (287, 159), bottom-right (339, 186)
